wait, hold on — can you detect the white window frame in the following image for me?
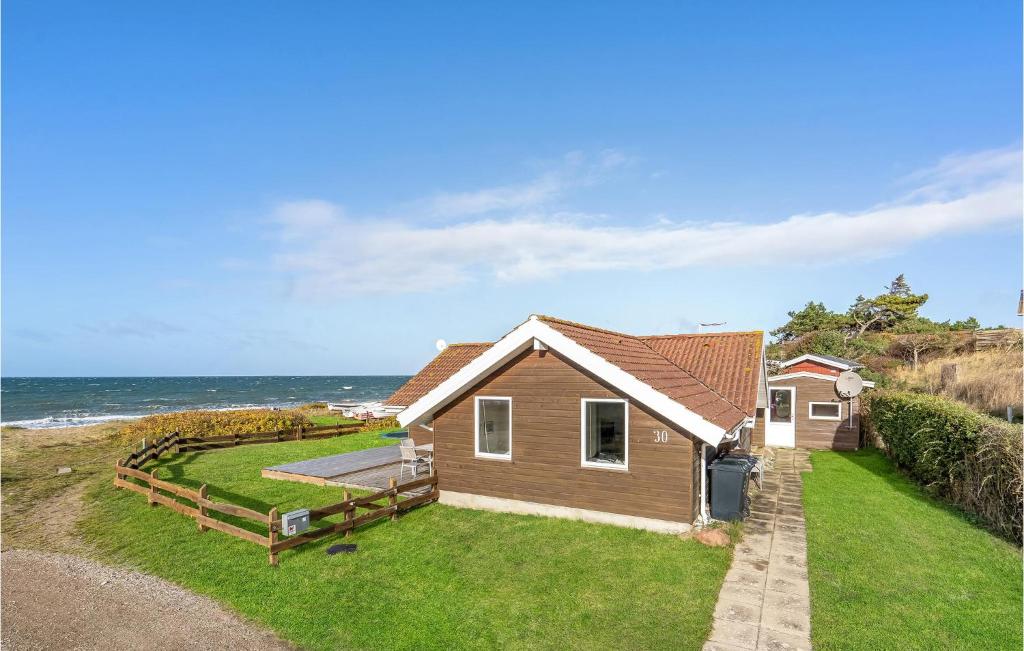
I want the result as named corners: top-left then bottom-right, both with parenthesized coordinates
top-left (474, 396), bottom-right (512, 460)
top-left (580, 398), bottom-right (629, 471)
top-left (808, 401), bottom-right (842, 421)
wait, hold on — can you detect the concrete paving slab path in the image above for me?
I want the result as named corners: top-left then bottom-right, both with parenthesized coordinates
top-left (705, 449), bottom-right (815, 651)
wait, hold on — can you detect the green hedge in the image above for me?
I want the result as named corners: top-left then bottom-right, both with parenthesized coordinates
top-left (863, 390), bottom-right (1022, 544)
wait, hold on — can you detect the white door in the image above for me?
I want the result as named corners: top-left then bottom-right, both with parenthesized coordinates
top-left (765, 387), bottom-right (796, 448)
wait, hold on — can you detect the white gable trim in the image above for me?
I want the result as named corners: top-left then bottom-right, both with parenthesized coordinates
top-left (778, 354), bottom-right (857, 371)
top-left (769, 371), bottom-right (875, 388)
top-left (397, 317), bottom-right (730, 446)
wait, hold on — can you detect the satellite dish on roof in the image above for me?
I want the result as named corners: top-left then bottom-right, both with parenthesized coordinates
top-left (435, 339), bottom-right (447, 352)
top-left (835, 371), bottom-right (864, 398)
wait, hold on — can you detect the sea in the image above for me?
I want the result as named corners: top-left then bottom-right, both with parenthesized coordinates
top-left (0, 376), bottom-right (411, 429)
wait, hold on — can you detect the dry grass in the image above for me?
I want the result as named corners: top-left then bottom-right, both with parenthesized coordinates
top-left (118, 408), bottom-right (311, 445)
top-left (1, 422), bottom-right (132, 551)
top-left (892, 350), bottom-right (1023, 417)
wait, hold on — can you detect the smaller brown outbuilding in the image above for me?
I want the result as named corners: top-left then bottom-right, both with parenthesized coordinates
top-left (752, 354), bottom-right (874, 450)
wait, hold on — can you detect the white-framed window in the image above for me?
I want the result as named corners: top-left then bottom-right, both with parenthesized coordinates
top-left (580, 398), bottom-right (628, 470)
top-left (474, 396), bottom-right (512, 459)
top-left (808, 401), bottom-right (842, 421)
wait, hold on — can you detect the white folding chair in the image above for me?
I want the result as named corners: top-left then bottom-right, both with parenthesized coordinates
top-left (399, 444), bottom-right (432, 479)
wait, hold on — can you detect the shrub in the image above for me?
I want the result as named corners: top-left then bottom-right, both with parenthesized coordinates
top-left (856, 367), bottom-right (887, 387)
top-left (863, 390), bottom-right (1023, 544)
top-left (846, 333), bottom-right (889, 357)
top-left (362, 416), bottom-right (399, 432)
top-left (120, 409), bottom-right (312, 445)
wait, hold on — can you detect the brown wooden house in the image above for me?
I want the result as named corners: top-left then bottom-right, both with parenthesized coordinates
top-left (388, 315), bottom-right (766, 534)
top-left (752, 354), bottom-right (874, 451)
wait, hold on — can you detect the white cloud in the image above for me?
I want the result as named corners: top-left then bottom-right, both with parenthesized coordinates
top-left (269, 146), bottom-right (1022, 298)
top-left (898, 145), bottom-right (1021, 201)
top-left (425, 149), bottom-right (635, 217)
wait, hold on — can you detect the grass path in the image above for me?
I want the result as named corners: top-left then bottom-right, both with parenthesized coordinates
top-left (803, 449), bottom-right (1022, 650)
top-left (1, 423), bottom-right (127, 552)
top-left (80, 431), bottom-right (732, 650)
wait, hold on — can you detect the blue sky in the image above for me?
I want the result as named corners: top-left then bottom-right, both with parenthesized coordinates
top-left (3, 2), bottom-right (1021, 376)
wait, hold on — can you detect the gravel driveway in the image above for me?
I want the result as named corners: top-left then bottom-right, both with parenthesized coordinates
top-left (1, 549), bottom-right (292, 650)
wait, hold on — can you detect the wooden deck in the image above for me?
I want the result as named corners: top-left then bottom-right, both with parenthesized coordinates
top-left (326, 462), bottom-right (434, 496)
top-left (262, 446), bottom-right (400, 485)
top-left (261, 446), bottom-right (433, 496)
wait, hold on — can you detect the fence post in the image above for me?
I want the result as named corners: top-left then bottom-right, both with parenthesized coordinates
top-left (148, 469), bottom-right (158, 506)
top-left (268, 507), bottom-right (279, 567)
top-left (198, 484), bottom-right (209, 532)
top-left (389, 477), bottom-right (398, 521)
top-left (343, 489), bottom-right (353, 537)
top-left (114, 460), bottom-right (123, 487)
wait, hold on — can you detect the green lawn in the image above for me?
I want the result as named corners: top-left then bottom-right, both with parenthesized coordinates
top-left (81, 430), bottom-right (731, 650)
top-left (803, 449), bottom-right (1023, 650)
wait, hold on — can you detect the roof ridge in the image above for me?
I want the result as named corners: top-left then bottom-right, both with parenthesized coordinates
top-left (640, 330), bottom-right (764, 339)
top-left (444, 342), bottom-right (492, 347)
top-left (537, 315), bottom-right (764, 341)
top-left (532, 314), bottom-right (634, 339)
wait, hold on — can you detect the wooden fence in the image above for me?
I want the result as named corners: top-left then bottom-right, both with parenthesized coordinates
top-left (114, 462), bottom-right (438, 565)
top-left (120, 423), bottom-right (366, 469)
top-left (267, 474), bottom-right (438, 564)
top-left (973, 328), bottom-right (1023, 351)
top-left (175, 422), bottom-right (364, 453)
top-left (122, 431), bottom-right (182, 469)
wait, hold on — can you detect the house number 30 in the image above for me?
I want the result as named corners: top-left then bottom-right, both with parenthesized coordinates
top-left (653, 430), bottom-right (669, 443)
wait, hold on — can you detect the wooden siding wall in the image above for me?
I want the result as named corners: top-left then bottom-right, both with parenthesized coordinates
top-left (753, 378), bottom-right (860, 450)
top-left (406, 423), bottom-right (434, 447)
top-left (752, 408), bottom-right (766, 447)
top-left (432, 349), bottom-right (697, 524)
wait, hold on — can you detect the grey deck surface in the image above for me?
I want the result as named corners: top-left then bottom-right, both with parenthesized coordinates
top-left (327, 462), bottom-right (432, 493)
top-left (265, 445), bottom-right (400, 479)
top-left (327, 462), bottom-right (434, 496)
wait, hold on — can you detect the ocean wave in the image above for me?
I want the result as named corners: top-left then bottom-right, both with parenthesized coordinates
top-left (1, 404), bottom-right (271, 429)
top-left (1, 414), bottom-right (147, 429)
top-left (1, 377), bottom-right (407, 429)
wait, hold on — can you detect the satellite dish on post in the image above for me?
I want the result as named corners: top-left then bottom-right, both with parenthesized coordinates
top-left (835, 371), bottom-right (864, 398)
top-left (435, 339), bottom-right (447, 352)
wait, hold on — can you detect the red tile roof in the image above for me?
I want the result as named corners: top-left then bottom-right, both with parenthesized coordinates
top-left (639, 331), bottom-right (763, 417)
top-left (383, 343), bottom-right (492, 407)
top-left (537, 316), bottom-right (751, 430)
top-left (389, 316), bottom-right (763, 433)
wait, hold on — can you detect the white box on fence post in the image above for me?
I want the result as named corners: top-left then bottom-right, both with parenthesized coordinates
top-left (281, 509), bottom-right (310, 536)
